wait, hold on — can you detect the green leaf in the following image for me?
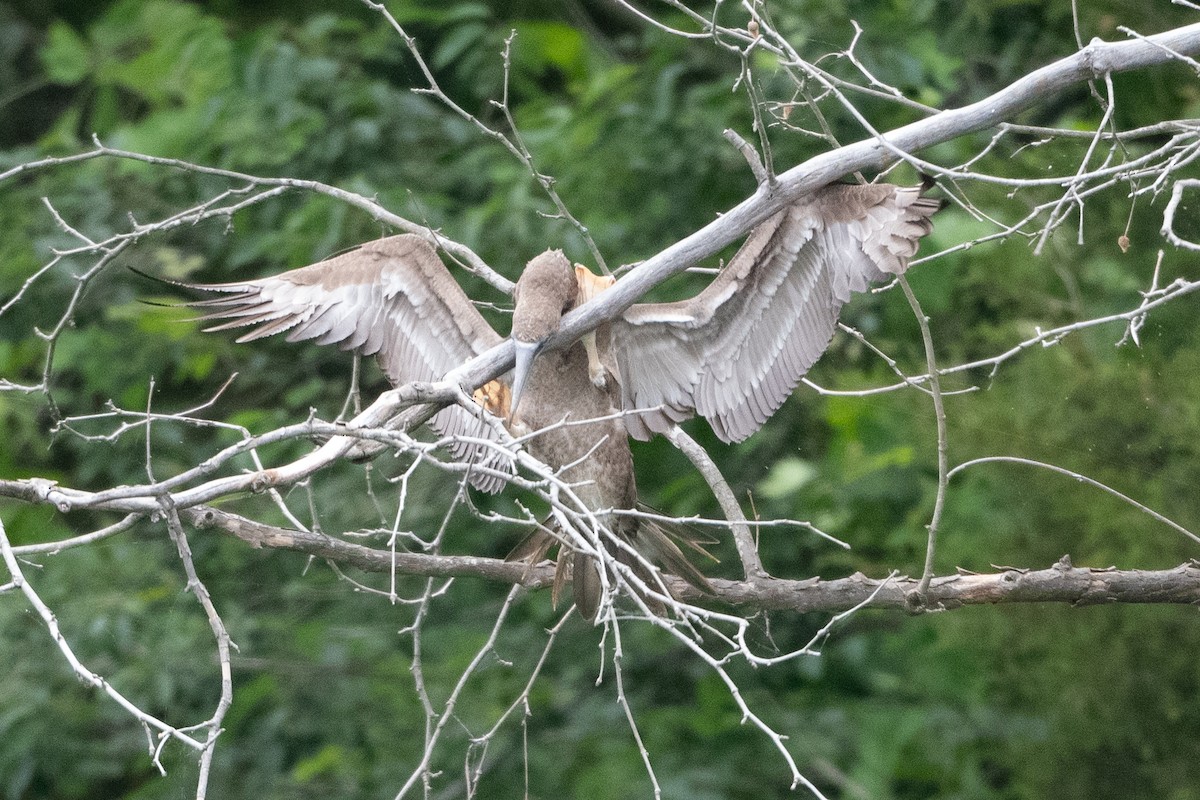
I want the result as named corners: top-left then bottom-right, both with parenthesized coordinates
top-left (512, 22), bottom-right (586, 78)
top-left (431, 22), bottom-right (487, 70)
top-left (757, 457), bottom-right (818, 499)
top-left (41, 21), bottom-right (91, 85)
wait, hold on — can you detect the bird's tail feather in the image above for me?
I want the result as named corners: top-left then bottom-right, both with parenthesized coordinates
top-left (505, 509), bottom-right (718, 621)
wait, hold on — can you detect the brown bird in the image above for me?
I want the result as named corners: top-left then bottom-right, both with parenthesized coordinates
top-left (176, 182), bottom-right (938, 620)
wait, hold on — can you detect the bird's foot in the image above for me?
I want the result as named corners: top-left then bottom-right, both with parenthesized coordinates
top-left (589, 364), bottom-right (608, 390)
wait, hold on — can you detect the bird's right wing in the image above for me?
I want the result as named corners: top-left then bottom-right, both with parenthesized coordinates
top-left (611, 183), bottom-right (938, 442)
top-left (181, 234), bottom-right (512, 492)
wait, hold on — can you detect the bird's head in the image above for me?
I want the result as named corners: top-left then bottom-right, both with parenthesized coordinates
top-left (509, 250), bottom-right (578, 413)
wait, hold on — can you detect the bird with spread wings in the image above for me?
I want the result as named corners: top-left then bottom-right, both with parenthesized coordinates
top-left (173, 182), bottom-right (938, 620)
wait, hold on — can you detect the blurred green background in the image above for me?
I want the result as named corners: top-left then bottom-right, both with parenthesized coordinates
top-left (2, 1), bottom-right (1199, 798)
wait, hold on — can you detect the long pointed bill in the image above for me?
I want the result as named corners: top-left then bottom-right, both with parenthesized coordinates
top-left (509, 339), bottom-right (541, 418)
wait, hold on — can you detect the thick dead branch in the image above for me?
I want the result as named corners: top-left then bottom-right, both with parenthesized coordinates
top-left (184, 506), bottom-right (552, 587)
top-left (707, 560), bottom-right (1200, 612)
top-left (4, 497), bottom-right (1195, 613)
top-left (174, 507), bottom-right (1200, 613)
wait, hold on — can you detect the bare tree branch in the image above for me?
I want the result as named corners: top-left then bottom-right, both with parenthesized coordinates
top-left (0, 517), bottom-right (208, 766)
top-left (441, 22), bottom-right (1200, 395)
top-left (8, 498), bottom-right (1191, 613)
top-left (121, 506), bottom-right (1200, 613)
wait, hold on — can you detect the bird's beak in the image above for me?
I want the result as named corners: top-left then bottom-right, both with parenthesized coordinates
top-left (509, 339), bottom-right (541, 418)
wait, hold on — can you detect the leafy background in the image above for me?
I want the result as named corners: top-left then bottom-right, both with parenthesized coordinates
top-left (2, 0), bottom-right (1199, 798)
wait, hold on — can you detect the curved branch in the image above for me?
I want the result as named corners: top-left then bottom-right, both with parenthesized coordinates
top-left (665, 424), bottom-right (765, 580)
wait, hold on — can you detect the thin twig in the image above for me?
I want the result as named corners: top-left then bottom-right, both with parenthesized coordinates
top-left (897, 275), bottom-right (948, 600)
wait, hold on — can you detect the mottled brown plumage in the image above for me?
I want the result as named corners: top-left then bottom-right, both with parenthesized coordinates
top-left (504, 252), bottom-right (710, 618)
top-left (174, 182), bottom-right (938, 620)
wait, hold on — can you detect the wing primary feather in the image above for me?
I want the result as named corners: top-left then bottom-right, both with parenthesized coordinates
top-left (175, 234), bottom-right (512, 489)
top-left (611, 182), bottom-right (937, 441)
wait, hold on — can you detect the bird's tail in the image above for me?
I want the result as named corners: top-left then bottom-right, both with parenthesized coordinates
top-left (506, 507), bottom-right (718, 621)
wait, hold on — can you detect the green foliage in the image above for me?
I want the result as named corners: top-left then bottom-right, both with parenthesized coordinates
top-left (2, 1), bottom-right (1199, 799)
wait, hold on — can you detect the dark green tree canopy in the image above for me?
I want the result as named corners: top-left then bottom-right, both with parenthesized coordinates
top-left (2, 2), bottom-right (1200, 799)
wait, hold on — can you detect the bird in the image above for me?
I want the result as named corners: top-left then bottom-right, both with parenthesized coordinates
top-left (172, 181), bottom-right (938, 620)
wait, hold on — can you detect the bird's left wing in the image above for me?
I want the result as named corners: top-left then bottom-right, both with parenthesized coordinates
top-left (610, 183), bottom-right (938, 443)
top-left (179, 234), bottom-right (512, 492)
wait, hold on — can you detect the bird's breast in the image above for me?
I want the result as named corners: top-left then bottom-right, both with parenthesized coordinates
top-left (508, 343), bottom-right (636, 514)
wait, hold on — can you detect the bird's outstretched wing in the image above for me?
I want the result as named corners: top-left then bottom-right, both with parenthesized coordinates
top-left (610, 183), bottom-right (939, 442)
top-left (180, 234), bottom-right (512, 492)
